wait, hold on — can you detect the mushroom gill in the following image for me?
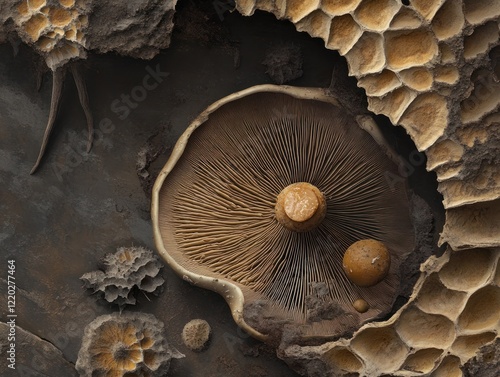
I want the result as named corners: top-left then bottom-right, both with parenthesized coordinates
top-left (153, 85), bottom-right (415, 341)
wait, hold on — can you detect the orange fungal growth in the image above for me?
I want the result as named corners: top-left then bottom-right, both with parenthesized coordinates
top-left (343, 239), bottom-right (391, 287)
top-left (275, 182), bottom-right (327, 232)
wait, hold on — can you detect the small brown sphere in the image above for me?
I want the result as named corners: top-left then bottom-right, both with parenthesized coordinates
top-left (342, 239), bottom-right (391, 287)
top-left (352, 299), bottom-right (370, 313)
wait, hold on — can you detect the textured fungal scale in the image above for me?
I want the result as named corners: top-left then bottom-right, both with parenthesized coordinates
top-left (230, 0), bottom-right (500, 375)
top-left (81, 246), bottom-right (164, 308)
top-left (75, 312), bottom-right (184, 377)
top-left (13, 0), bottom-right (90, 70)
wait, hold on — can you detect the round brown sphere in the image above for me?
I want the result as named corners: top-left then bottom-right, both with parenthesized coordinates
top-left (342, 239), bottom-right (391, 287)
top-left (352, 299), bottom-right (370, 313)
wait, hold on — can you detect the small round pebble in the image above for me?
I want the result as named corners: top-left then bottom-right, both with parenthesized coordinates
top-left (353, 298), bottom-right (370, 313)
top-left (182, 319), bottom-right (211, 352)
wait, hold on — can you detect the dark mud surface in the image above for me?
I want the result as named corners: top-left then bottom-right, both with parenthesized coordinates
top-left (0, 2), bottom-right (446, 376)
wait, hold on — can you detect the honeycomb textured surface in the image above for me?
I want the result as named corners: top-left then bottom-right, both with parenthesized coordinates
top-left (281, 247), bottom-right (499, 376)
top-left (80, 246), bottom-right (165, 309)
top-left (233, 0), bottom-right (500, 375)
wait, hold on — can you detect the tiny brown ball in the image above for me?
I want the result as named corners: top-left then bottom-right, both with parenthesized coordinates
top-left (342, 239), bottom-right (391, 287)
top-left (352, 299), bottom-right (369, 313)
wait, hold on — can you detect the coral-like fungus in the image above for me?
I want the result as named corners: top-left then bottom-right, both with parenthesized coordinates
top-left (75, 312), bottom-right (184, 377)
top-left (182, 319), bottom-right (212, 352)
top-left (343, 239), bottom-right (391, 287)
top-left (81, 246), bottom-right (164, 308)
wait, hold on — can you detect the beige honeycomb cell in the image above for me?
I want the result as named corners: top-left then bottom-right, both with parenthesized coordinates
top-left (368, 87), bottom-right (417, 124)
top-left (441, 199), bottom-right (500, 250)
top-left (321, 0), bottom-right (361, 17)
top-left (345, 32), bottom-right (386, 75)
top-left (457, 285), bottom-right (500, 333)
top-left (430, 355), bottom-right (462, 377)
top-left (350, 327), bottom-right (408, 374)
top-left (323, 347), bottom-right (364, 373)
top-left (451, 332), bottom-right (497, 362)
top-left (326, 14), bottom-right (362, 54)
top-left (353, 0), bottom-right (400, 32)
top-left (464, 22), bottom-right (499, 61)
top-left (384, 29), bottom-right (439, 71)
top-left (426, 140), bottom-right (464, 170)
top-left (389, 6), bottom-right (422, 30)
top-left (438, 42), bottom-right (456, 64)
top-left (399, 92), bottom-right (449, 150)
top-left (357, 70), bottom-right (401, 97)
top-left (434, 65), bottom-right (459, 85)
top-left (395, 305), bottom-right (456, 349)
top-left (432, 0), bottom-right (464, 40)
top-left (295, 9), bottom-right (331, 40)
top-left (414, 273), bottom-right (468, 320)
top-left (411, 0), bottom-right (446, 21)
top-left (438, 248), bottom-right (495, 291)
top-left (401, 348), bottom-right (443, 375)
top-left (398, 67), bottom-right (433, 91)
top-left (464, 0), bottom-right (500, 25)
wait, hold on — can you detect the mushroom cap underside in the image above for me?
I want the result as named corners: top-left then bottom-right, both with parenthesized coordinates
top-left (152, 85), bottom-right (415, 342)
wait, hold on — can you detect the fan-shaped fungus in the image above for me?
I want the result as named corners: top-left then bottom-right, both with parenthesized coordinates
top-left (152, 85), bottom-right (415, 342)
